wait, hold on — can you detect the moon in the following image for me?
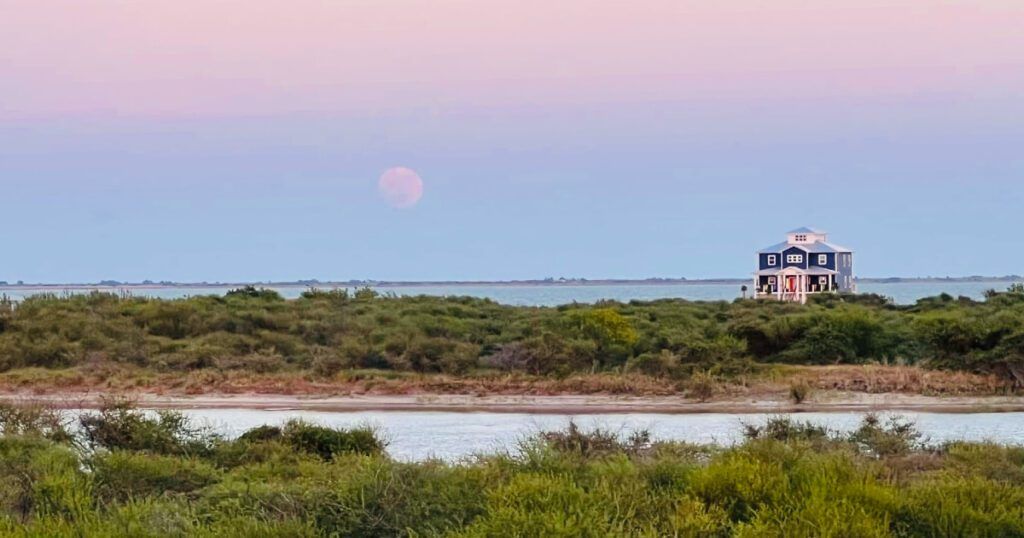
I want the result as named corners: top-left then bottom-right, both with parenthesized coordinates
top-left (378, 167), bottom-right (424, 208)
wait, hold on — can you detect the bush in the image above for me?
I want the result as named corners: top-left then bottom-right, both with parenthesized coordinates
top-left (91, 451), bottom-right (220, 501)
top-left (625, 350), bottom-right (681, 378)
top-left (0, 436), bottom-right (92, 521)
top-left (310, 352), bottom-right (347, 378)
top-left (79, 400), bottom-right (219, 456)
top-left (538, 421), bottom-right (651, 458)
top-left (789, 380), bottom-right (812, 404)
top-left (279, 420), bottom-right (385, 460)
top-left (742, 416), bottom-right (831, 444)
top-left (0, 402), bottom-right (73, 444)
top-left (848, 414), bottom-right (923, 457)
top-left (686, 371), bottom-right (719, 402)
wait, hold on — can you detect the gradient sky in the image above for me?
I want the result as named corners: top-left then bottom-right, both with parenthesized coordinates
top-left (2, 0), bottom-right (1023, 282)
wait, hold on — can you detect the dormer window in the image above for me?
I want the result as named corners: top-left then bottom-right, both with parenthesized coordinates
top-left (767, 255), bottom-right (777, 266)
top-left (817, 254), bottom-right (827, 265)
top-left (786, 254), bottom-right (803, 264)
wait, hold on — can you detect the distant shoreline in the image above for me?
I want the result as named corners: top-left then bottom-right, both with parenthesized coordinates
top-left (0, 275), bottom-right (1021, 291)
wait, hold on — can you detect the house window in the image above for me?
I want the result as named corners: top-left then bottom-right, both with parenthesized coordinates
top-left (819, 276), bottom-right (828, 286)
top-left (818, 254), bottom-right (827, 265)
top-left (766, 255), bottom-right (777, 266)
top-left (767, 277), bottom-right (776, 284)
top-left (786, 254), bottom-right (803, 264)
top-left (795, 234), bottom-right (807, 242)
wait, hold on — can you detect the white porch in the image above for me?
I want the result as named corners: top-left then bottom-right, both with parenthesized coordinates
top-left (753, 267), bottom-right (838, 304)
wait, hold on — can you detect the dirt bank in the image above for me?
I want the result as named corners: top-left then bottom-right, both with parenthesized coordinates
top-left (3, 391), bottom-right (1023, 414)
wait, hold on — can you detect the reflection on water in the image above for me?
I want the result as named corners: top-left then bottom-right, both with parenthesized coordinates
top-left (3, 280), bottom-right (1021, 306)
top-left (167, 409), bottom-right (1024, 461)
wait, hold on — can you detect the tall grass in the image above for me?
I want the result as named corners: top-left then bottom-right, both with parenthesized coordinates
top-left (0, 402), bottom-right (1021, 536)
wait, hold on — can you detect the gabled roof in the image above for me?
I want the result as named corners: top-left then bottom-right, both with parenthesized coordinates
top-left (758, 241), bottom-right (804, 253)
top-left (758, 240), bottom-right (853, 254)
top-left (803, 242), bottom-right (853, 253)
top-left (787, 226), bottom-right (825, 234)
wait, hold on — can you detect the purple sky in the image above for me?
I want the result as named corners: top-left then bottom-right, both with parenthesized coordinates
top-left (1, 1), bottom-right (1023, 282)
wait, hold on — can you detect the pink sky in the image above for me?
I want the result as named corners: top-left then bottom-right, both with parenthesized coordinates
top-left (3, 0), bottom-right (1023, 119)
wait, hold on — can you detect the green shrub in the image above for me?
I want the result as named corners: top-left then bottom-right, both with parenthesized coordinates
top-left (79, 400), bottom-right (219, 456)
top-left (0, 436), bottom-right (92, 521)
top-left (894, 477), bottom-right (1024, 537)
top-left (0, 402), bottom-right (73, 444)
top-left (92, 451), bottom-right (220, 501)
top-left (848, 414), bottom-right (923, 457)
top-left (279, 420), bottom-right (385, 460)
top-left (742, 416), bottom-right (831, 444)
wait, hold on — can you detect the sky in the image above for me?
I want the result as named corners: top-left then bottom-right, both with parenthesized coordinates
top-left (1, 0), bottom-right (1023, 282)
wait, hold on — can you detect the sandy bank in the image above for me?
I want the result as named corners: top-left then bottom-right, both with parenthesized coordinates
top-left (2, 391), bottom-right (1023, 414)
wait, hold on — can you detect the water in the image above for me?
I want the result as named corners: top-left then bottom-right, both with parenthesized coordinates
top-left (2, 280), bottom-right (1019, 306)
top-left (167, 409), bottom-right (1024, 461)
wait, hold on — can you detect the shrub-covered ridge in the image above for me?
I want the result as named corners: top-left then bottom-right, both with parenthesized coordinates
top-left (1, 285), bottom-right (1024, 390)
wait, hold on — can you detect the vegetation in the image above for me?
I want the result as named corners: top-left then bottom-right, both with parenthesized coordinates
top-left (0, 285), bottom-right (1023, 394)
top-left (0, 401), bottom-right (1022, 536)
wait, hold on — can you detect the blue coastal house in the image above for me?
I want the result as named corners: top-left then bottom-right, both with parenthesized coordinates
top-left (754, 227), bottom-right (854, 302)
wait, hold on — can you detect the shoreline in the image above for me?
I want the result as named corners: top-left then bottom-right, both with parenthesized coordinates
top-left (1, 276), bottom-right (1021, 292)
top-left (4, 391), bottom-right (1024, 414)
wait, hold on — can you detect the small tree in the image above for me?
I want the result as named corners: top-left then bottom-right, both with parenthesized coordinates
top-left (569, 308), bottom-right (638, 369)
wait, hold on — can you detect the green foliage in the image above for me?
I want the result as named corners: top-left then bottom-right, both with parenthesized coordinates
top-left (741, 416), bottom-right (832, 444)
top-left (277, 420), bottom-right (385, 460)
top-left (0, 408), bottom-right (1022, 536)
top-left (849, 414), bottom-right (923, 457)
top-left (0, 436), bottom-right (92, 522)
top-left (79, 399), bottom-right (219, 456)
top-left (91, 451), bottom-right (220, 501)
top-left (0, 402), bottom-right (73, 444)
top-left (0, 284), bottom-right (1023, 384)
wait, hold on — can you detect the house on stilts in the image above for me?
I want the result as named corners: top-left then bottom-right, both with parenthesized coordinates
top-left (754, 227), bottom-right (854, 303)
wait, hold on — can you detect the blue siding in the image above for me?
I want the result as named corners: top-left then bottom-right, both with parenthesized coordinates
top-left (782, 246), bottom-right (808, 269)
top-left (758, 253), bottom-right (781, 270)
top-left (809, 252), bottom-right (835, 270)
top-left (837, 253), bottom-right (854, 291)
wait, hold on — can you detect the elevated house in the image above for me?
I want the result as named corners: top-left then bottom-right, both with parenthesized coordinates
top-left (754, 227), bottom-right (854, 302)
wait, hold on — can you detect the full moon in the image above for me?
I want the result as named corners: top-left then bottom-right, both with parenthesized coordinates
top-left (378, 167), bottom-right (424, 208)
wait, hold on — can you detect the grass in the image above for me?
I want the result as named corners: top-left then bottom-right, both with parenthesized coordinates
top-left (0, 403), bottom-right (1022, 536)
top-left (0, 363), bottom-right (1011, 403)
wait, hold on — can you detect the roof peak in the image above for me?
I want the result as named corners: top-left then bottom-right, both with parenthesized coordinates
top-left (787, 226), bottom-right (826, 234)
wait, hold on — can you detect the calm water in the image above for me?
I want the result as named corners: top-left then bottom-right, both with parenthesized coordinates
top-left (166, 409), bottom-right (1024, 461)
top-left (3, 280), bottom-right (1020, 306)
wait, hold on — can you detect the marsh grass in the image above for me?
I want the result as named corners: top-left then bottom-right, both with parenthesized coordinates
top-left (0, 402), bottom-right (1023, 536)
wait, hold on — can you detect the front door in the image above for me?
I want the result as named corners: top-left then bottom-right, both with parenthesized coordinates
top-left (785, 276), bottom-right (797, 292)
